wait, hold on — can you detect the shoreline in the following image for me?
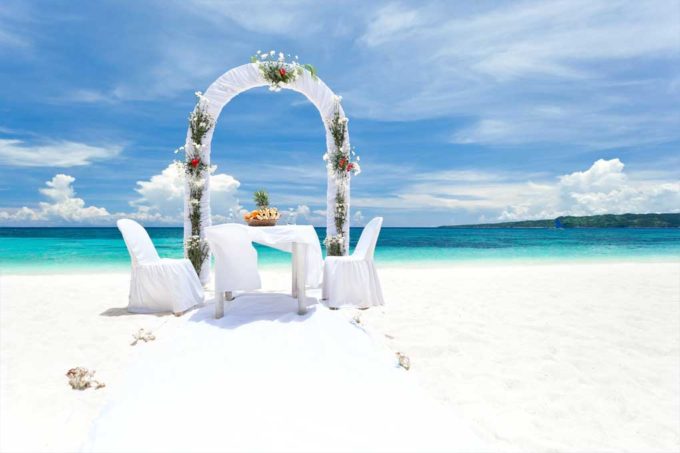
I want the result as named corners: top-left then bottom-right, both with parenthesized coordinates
top-left (1, 254), bottom-right (679, 276)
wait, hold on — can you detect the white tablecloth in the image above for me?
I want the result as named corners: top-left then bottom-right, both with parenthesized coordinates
top-left (244, 225), bottom-right (323, 288)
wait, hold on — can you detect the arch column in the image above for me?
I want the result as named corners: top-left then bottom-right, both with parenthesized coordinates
top-left (183, 63), bottom-right (352, 284)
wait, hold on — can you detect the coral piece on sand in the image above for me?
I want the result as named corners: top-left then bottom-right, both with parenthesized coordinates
top-left (396, 352), bottom-right (410, 371)
top-left (131, 328), bottom-right (156, 346)
top-left (66, 367), bottom-right (105, 390)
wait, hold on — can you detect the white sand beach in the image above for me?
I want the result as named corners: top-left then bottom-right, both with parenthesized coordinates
top-left (1, 261), bottom-right (679, 452)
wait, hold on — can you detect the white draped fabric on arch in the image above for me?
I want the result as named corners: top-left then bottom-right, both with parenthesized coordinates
top-left (183, 62), bottom-right (353, 283)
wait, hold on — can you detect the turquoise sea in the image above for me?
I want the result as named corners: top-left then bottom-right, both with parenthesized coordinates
top-left (1, 227), bottom-right (679, 274)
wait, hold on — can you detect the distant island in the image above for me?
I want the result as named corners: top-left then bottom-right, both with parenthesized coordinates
top-left (440, 213), bottom-right (680, 229)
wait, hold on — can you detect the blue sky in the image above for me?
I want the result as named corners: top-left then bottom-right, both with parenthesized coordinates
top-left (0, 0), bottom-right (678, 227)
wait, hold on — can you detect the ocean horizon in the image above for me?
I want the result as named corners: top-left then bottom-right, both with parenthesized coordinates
top-left (1, 226), bottom-right (679, 274)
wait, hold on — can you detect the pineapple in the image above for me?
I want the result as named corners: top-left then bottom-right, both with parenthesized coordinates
top-left (253, 190), bottom-right (269, 208)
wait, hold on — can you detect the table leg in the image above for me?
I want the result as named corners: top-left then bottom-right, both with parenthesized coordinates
top-left (291, 247), bottom-right (298, 298)
top-left (215, 291), bottom-right (233, 319)
top-left (215, 291), bottom-right (224, 319)
top-left (293, 242), bottom-right (307, 315)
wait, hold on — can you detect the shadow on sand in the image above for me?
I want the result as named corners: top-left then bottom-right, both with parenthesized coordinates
top-left (188, 291), bottom-right (320, 329)
top-left (99, 307), bottom-right (166, 317)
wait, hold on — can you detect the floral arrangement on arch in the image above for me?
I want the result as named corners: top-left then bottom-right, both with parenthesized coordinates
top-left (324, 100), bottom-right (360, 177)
top-left (175, 91), bottom-right (214, 276)
top-left (251, 50), bottom-right (318, 92)
top-left (323, 95), bottom-right (360, 256)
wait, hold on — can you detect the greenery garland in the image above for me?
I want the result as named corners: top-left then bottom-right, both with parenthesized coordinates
top-left (323, 96), bottom-right (360, 256)
top-left (250, 50), bottom-right (318, 92)
top-left (177, 92), bottom-right (214, 276)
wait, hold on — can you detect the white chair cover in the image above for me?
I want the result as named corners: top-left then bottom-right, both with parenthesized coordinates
top-left (205, 224), bottom-right (262, 294)
top-left (117, 219), bottom-right (204, 314)
top-left (322, 217), bottom-right (385, 308)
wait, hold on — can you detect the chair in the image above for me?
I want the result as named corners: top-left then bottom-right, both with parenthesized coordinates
top-left (322, 217), bottom-right (385, 309)
top-left (205, 224), bottom-right (262, 318)
top-left (117, 219), bottom-right (204, 314)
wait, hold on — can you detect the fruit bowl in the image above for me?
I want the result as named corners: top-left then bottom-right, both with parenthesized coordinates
top-left (244, 206), bottom-right (280, 227)
top-left (246, 218), bottom-right (277, 227)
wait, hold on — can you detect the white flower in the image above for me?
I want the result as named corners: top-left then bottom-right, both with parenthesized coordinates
top-left (353, 163), bottom-right (361, 175)
top-left (256, 50), bottom-right (261, 54)
top-left (295, 55), bottom-right (299, 60)
top-left (356, 156), bottom-right (360, 161)
top-left (270, 50), bottom-right (275, 55)
top-left (278, 52), bottom-right (284, 61)
top-left (194, 91), bottom-right (202, 97)
top-left (189, 178), bottom-right (205, 189)
top-left (341, 117), bottom-right (348, 124)
top-left (333, 95), bottom-right (343, 103)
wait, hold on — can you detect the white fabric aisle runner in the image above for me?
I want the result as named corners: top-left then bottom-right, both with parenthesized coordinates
top-left (84, 298), bottom-right (489, 452)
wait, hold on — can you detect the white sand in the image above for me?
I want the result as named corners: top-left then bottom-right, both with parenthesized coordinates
top-left (363, 261), bottom-right (680, 452)
top-left (1, 261), bottom-right (679, 452)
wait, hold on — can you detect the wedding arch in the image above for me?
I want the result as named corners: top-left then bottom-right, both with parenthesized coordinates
top-left (177, 52), bottom-right (360, 283)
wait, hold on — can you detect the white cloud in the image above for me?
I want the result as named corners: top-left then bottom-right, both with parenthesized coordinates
top-left (559, 159), bottom-right (679, 214)
top-left (0, 174), bottom-right (110, 223)
top-left (348, 0), bottom-right (680, 147)
top-left (0, 138), bottom-right (123, 167)
top-left (352, 158), bottom-right (680, 223)
top-left (0, 2), bottom-right (30, 49)
top-left (0, 164), bottom-right (244, 225)
top-left (0, 27), bottom-right (25, 48)
top-left (28, 0), bottom-right (675, 150)
top-left (450, 109), bottom-right (680, 148)
top-left (360, 1), bottom-right (677, 79)
top-left (360, 4), bottom-right (423, 46)
top-left (180, 0), bottom-right (317, 34)
top-left (280, 204), bottom-right (323, 225)
top-left (500, 158), bottom-right (680, 220)
top-left (295, 204), bottom-right (311, 218)
top-left (64, 89), bottom-right (120, 104)
top-left (558, 158), bottom-right (627, 192)
top-left (130, 163), bottom-right (241, 223)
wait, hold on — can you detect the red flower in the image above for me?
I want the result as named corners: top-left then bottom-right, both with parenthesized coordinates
top-left (347, 163), bottom-right (354, 172)
top-left (279, 67), bottom-right (287, 77)
top-left (338, 158), bottom-right (346, 169)
top-left (190, 158), bottom-right (200, 168)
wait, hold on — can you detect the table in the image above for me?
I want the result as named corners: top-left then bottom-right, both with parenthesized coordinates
top-left (290, 241), bottom-right (308, 315)
top-left (213, 224), bottom-right (323, 318)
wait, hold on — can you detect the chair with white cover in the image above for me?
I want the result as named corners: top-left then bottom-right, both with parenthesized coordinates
top-left (323, 217), bottom-right (385, 309)
top-left (117, 219), bottom-right (204, 314)
top-left (205, 224), bottom-right (262, 318)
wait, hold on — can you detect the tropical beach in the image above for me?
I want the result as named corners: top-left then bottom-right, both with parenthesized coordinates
top-left (2, 1), bottom-right (680, 452)
top-left (2, 258), bottom-right (679, 451)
